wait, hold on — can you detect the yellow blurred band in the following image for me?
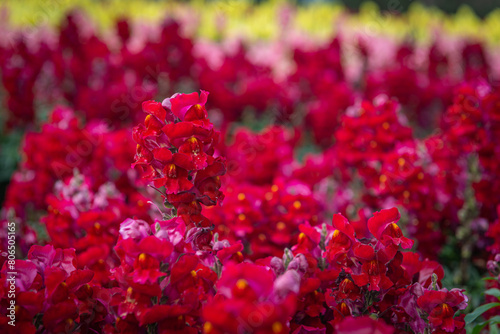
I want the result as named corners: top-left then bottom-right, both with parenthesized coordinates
top-left (2, 0), bottom-right (499, 44)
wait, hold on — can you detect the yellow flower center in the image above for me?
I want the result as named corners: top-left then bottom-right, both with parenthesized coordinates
top-left (272, 322), bottom-right (283, 333)
top-left (235, 279), bottom-right (248, 290)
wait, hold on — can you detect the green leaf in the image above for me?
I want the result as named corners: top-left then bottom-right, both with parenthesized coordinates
top-left (465, 303), bottom-right (500, 324)
top-left (472, 322), bottom-right (488, 334)
top-left (483, 277), bottom-right (499, 281)
top-left (472, 317), bottom-right (500, 334)
top-left (486, 289), bottom-right (500, 300)
top-left (492, 323), bottom-right (499, 334)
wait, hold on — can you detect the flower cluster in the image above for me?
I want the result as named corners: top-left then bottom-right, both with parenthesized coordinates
top-left (132, 91), bottom-right (226, 245)
top-left (4, 106), bottom-right (138, 217)
top-left (0, 245), bottom-right (108, 334)
top-left (42, 173), bottom-right (150, 285)
top-left (1, 90), bottom-right (474, 334)
top-left (203, 207), bottom-right (469, 333)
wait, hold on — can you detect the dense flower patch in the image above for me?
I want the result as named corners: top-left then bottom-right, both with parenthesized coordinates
top-left (0, 2), bottom-right (500, 334)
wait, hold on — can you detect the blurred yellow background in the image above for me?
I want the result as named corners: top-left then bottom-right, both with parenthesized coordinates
top-left (2, 0), bottom-right (500, 44)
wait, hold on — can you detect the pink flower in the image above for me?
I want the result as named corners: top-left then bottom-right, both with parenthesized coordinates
top-left (119, 218), bottom-right (151, 241)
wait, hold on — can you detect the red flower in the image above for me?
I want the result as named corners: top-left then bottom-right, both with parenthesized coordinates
top-left (351, 245), bottom-right (394, 291)
top-left (417, 288), bottom-right (468, 332)
top-left (336, 278), bottom-right (362, 301)
top-left (325, 214), bottom-right (356, 266)
top-left (217, 262), bottom-right (275, 300)
top-left (155, 163), bottom-right (194, 193)
top-left (368, 208), bottom-right (413, 250)
top-left (203, 262), bottom-right (296, 334)
top-left (167, 90), bottom-right (209, 121)
top-left (335, 316), bottom-right (395, 334)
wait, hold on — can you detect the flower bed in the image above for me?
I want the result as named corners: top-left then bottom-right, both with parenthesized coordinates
top-left (0, 2), bottom-right (499, 333)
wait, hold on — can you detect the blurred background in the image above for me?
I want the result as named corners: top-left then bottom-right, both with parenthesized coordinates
top-left (311, 0), bottom-right (497, 18)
